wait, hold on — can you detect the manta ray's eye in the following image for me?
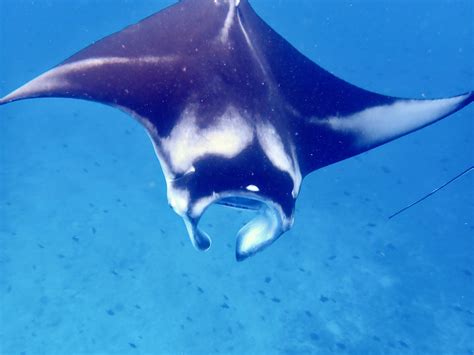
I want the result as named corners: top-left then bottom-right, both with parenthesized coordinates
top-left (246, 184), bottom-right (260, 192)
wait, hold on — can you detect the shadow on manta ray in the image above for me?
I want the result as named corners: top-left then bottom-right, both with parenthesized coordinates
top-left (0, 0), bottom-right (472, 261)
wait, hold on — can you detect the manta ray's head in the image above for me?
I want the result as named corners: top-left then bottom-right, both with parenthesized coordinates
top-left (147, 103), bottom-right (302, 261)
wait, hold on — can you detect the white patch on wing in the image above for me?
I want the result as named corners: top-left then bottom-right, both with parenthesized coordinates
top-left (325, 95), bottom-right (469, 147)
top-left (0, 56), bottom-right (177, 103)
top-left (161, 105), bottom-right (253, 174)
top-left (56, 56), bottom-right (177, 73)
top-left (257, 123), bottom-right (302, 197)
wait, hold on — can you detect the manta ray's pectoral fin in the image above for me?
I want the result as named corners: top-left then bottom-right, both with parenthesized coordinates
top-left (297, 91), bottom-right (473, 174)
top-left (0, 0), bottom-right (236, 114)
top-left (239, 2), bottom-right (473, 174)
top-left (0, 55), bottom-right (178, 106)
top-left (326, 92), bottom-right (473, 153)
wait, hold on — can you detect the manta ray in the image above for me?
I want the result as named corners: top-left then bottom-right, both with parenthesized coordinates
top-left (1, 0), bottom-right (472, 261)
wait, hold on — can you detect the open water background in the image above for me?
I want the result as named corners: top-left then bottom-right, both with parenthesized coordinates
top-left (0, 0), bottom-right (473, 354)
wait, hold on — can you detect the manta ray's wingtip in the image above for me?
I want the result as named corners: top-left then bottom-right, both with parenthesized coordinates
top-left (466, 91), bottom-right (474, 104)
top-left (0, 94), bottom-right (12, 105)
top-left (455, 91), bottom-right (473, 106)
top-left (0, 74), bottom-right (53, 106)
top-left (0, 93), bottom-right (20, 106)
top-left (450, 90), bottom-right (474, 114)
top-left (446, 91), bottom-right (473, 112)
top-left (0, 90), bottom-right (31, 106)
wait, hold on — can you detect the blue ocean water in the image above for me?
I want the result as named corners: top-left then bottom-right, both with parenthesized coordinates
top-left (0, 0), bottom-right (473, 354)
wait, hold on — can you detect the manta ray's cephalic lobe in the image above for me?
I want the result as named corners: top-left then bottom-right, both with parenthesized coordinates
top-left (1, 0), bottom-right (472, 260)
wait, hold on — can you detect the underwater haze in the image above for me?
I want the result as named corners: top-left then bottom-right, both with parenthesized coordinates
top-left (0, 0), bottom-right (473, 354)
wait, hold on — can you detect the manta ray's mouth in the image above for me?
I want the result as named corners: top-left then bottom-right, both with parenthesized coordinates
top-left (216, 195), bottom-right (263, 210)
top-left (182, 192), bottom-right (292, 261)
